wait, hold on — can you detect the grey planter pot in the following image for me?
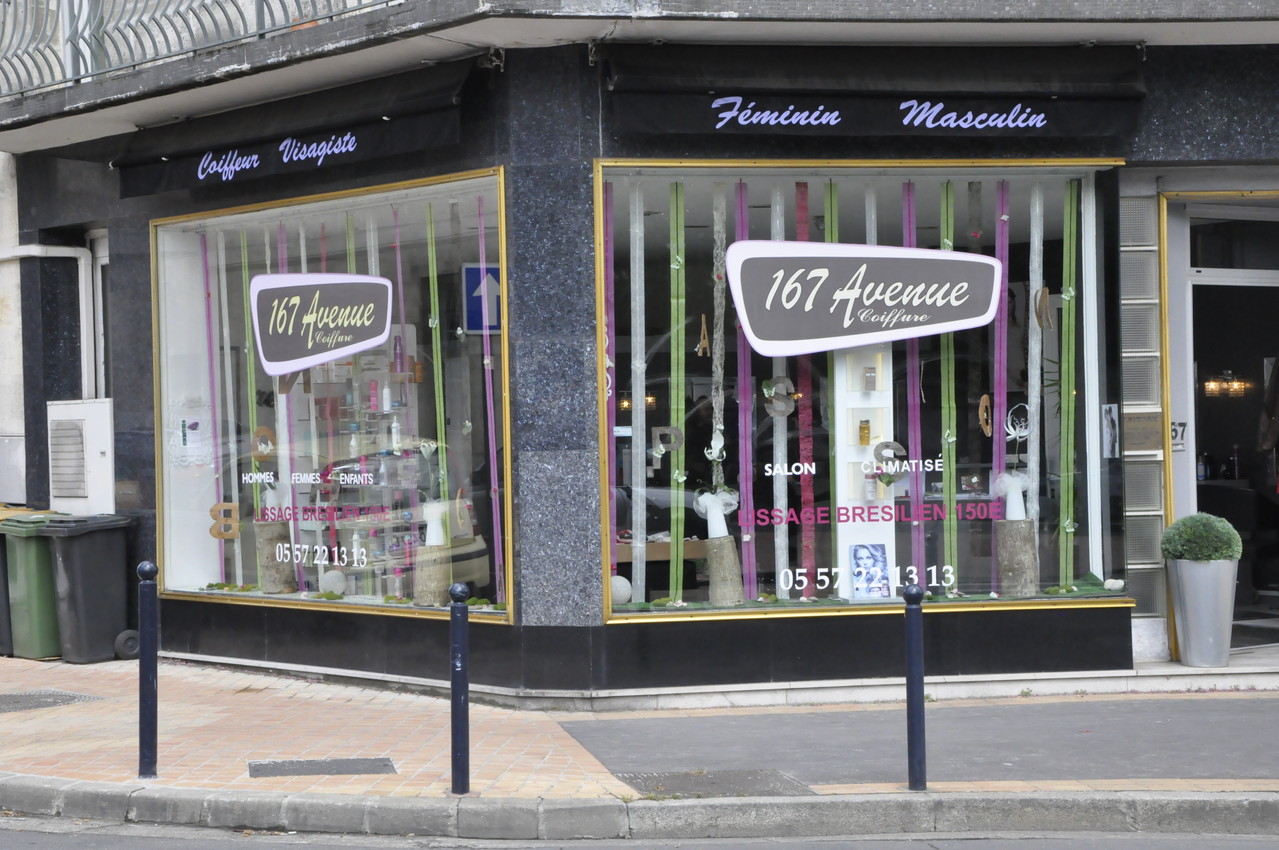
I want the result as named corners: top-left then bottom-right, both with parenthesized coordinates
top-left (1167, 558), bottom-right (1238, 668)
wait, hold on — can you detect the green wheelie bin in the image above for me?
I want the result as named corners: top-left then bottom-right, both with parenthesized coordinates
top-left (0, 512), bottom-right (66, 659)
top-left (0, 505), bottom-right (41, 656)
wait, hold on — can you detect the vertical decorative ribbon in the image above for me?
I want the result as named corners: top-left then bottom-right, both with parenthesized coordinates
top-left (314, 223), bottom-right (337, 552)
top-left (1059, 180), bottom-right (1080, 587)
top-left (668, 182), bottom-right (688, 600)
top-left (903, 183), bottom-right (926, 570)
top-left (240, 233), bottom-right (259, 516)
top-left (476, 196), bottom-right (506, 595)
top-left (710, 187), bottom-right (728, 495)
top-left (993, 181), bottom-right (1011, 589)
top-left (275, 224), bottom-right (305, 589)
top-left (1027, 184), bottom-right (1044, 528)
top-left (604, 183), bottom-right (618, 579)
top-left (425, 205), bottom-right (447, 495)
top-left (939, 181), bottom-right (959, 584)
top-left (629, 185), bottom-right (648, 602)
top-left (215, 233), bottom-right (244, 582)
top-left (823, 181), bottom-right (840, 587)
top-left (200, 233), bottom-right (226, 580)
top-left (710, 187), bottom-right (728, 493)
top-left (993, 183), bottom-right (1011, 477)
top-left (392, 209), bottom-right (415, 437)
top-left (769, 183), bottom-right (790, 596)
top-left (392, 208), bottom-right (420, 591)
top-left (794, 182), bottom-right (816, 597)
top-left (734, 180), bottom-right (757, 597)
top-left (345, 213), bottom-right (356, 273)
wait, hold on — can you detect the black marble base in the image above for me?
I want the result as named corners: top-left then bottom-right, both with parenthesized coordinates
top-left (159, 598), bottom-right (1133, 693)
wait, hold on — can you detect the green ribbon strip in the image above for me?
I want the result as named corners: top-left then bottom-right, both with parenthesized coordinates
top-left (1058, 180), bottom-right (1080, 587)
top-left (940, 181), bottom-right (958, 585)
top-left (427, 205), bottom-right (449, 513)
top-left (345, 213), bottom-right (356, 273)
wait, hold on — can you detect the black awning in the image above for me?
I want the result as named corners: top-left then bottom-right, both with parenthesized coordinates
top-left (117, 59), bottom-right (473, 169)
top-left (110, 59), bottom-right (473, 196)
top-left (604, 44), bottom-right (1145, 138)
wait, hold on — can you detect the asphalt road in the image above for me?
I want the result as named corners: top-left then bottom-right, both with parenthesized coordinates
top-left (4, 816), bottom-right (1279, 850)
top-left (562, 695), bottom-right (1279, 789)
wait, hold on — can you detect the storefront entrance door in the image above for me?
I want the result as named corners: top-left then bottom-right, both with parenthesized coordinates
top-left (1185, 266), bottom-right (1279, 642)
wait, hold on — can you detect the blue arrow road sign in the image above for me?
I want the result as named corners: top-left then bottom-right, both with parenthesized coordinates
top-left (462, 263), bottom-right (501, 334)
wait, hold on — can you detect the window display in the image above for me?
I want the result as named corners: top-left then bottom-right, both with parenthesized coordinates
top-left (154, 171), bottom-right (509, 615)
top-left (600, 163), bottom-right (1124, 615)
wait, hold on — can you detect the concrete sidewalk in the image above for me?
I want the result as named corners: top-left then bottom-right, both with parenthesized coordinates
top-left (2, 646), bottom-right (1279, 840)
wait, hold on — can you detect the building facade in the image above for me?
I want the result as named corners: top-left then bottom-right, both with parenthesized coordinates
top-left (4, 3), bottom-right (1279, 703)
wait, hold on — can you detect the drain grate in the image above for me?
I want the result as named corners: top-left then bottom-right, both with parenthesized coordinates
top-left (614, 769), bottom-right (815, 799)
top-left (0, 689), bottom-right (105, 714)
top-left (248, 757), bottom-right (397, 778)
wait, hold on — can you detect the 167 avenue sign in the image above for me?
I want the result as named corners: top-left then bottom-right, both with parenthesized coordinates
top-left (726, 242), bottom-right (1002, 357)
top-left (250, 274), bottom-right (392, 376)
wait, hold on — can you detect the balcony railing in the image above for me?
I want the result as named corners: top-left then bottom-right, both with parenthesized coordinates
top-left (0, 0), bottom-right (396, 99)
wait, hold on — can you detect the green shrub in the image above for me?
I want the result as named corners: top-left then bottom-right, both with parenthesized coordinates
top-left (1160, 513), bottom-right (1242, 561)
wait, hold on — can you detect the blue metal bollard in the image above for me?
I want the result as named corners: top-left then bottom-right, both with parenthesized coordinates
top-left (449, 582), bottom-right (470, 795)
top-left (902, 583), bottom-right (926, 791)
top-left (137, 561), bottom-right (159, 779)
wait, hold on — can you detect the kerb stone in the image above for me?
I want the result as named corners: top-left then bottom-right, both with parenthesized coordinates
top-left (457, 797), bottom-right (539, 839)
top-left (128, 787), bottom-right (209, 825)
top-left (60, 781), bottom-right (145, 820)
top-left (0, 775), bottom-right (79, 816)
top-left (539, 798), bottom-right (627, 839)
top-left (283, 793), bottom-right (368, 833)
top-left (364, 796), bottom-right (457, 836)
top-left (203, 790), bottom-right (287, 830)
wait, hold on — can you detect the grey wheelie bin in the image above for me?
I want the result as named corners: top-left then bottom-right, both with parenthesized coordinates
top-left (41, 514), bottom-right (138, 663)
top-left (0, 512), bottom-right (65, 659)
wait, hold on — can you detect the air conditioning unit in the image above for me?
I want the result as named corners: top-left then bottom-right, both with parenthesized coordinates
top-left (47, 399), bottom-right (115, 515)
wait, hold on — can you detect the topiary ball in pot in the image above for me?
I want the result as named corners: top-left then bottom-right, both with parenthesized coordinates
top-left (1159, 512), bottom-right (1242, 562)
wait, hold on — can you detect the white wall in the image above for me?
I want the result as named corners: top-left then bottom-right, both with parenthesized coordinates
top-left (0, 152), bottom-right (23, 434)
top-left (0, 152), bottom-right (25, 503)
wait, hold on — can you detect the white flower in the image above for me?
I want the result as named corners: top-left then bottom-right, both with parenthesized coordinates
top-left (990, 592), bottom-right (1000, 598)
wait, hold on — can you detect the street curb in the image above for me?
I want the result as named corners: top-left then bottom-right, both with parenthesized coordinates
top-left (2, 776), bottom-right (1278, 838)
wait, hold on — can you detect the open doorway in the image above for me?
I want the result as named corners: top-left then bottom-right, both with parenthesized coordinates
top-left (1188, 219), bottom-right (1279, 647)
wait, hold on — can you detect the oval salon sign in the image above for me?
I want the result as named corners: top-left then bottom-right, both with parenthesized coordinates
top-left (250, 273), bottom-right (393, 376)
top-left (726, 241), bottom-right (1002, 357)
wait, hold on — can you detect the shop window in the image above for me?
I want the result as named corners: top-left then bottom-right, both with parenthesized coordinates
top-left (600, 164), bottom-right (1124, 615)
top-left (154, 172), bottom-right (509, 615)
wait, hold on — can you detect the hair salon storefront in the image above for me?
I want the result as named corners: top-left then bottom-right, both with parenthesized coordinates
top-left (20, 42), bottom-right (1153, 701)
